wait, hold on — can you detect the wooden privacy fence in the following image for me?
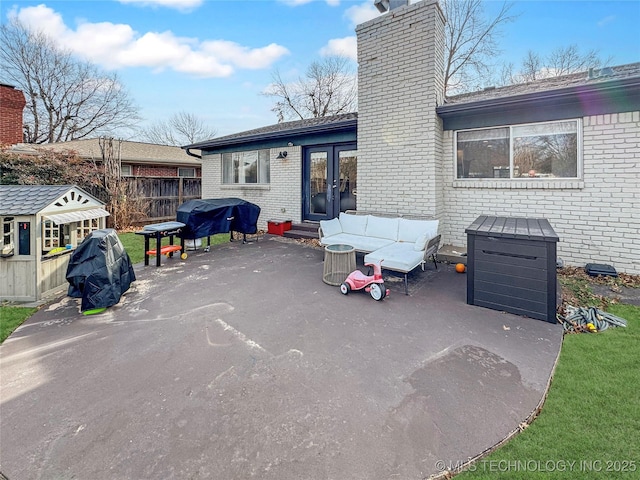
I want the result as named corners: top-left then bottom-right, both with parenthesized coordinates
top-left (125, 176), bottom-right (201, 225)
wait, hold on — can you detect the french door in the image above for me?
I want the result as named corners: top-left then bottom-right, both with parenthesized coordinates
top-left (303, 144), bottom-right (357, 221)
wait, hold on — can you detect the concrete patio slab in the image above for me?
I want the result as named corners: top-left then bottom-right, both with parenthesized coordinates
top-left (0, 237), bottom-right (563, 480)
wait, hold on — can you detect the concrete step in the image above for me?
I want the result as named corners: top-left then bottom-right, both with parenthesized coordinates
top-left (282, 222), bottom-right (320, 240)
top-left (438, 244), bottom-right (467, 265)
top-left (283, 228), bottom-right (318, 240)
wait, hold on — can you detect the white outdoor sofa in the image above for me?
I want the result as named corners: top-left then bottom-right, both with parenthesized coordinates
top-left (319, 211), bottom-right (441, 294)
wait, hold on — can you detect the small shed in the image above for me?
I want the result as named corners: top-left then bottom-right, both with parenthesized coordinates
top-left (465, 215), bottom-right (560, 323)
top-left (1, 185), bottom-right (110, 302)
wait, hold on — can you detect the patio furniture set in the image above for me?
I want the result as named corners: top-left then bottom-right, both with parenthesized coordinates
top-left (319, 211), bottom-right (441, 295)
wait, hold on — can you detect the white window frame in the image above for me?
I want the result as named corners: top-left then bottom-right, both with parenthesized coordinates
top-left (42, 219), bottom-right (62, 252)
top-left (76, 218), bottom-right (100, 242)
top-left (222, 149), bottom-right (270, 185)
top-left (1, 216), bottom-right (15, 257)
top-left (454, 119), bottom-right (582, 180)
top-left (121, 164), bottom-right (132, 176)
top-left (178, 167), bottom-right (196, 177)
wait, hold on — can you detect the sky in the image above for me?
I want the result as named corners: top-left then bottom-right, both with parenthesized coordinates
top-left (1, 0), bottom-right (639, 140)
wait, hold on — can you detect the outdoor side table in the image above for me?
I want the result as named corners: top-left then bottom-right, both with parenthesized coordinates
top-left (323, 244), bottom-right (356, 286)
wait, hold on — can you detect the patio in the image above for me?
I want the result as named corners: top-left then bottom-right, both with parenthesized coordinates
top-left (0, 237), bottom-right (563, 479)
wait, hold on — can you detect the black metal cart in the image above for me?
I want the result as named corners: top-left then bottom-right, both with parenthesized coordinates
top-left (135, 221), bottom-right (186, 267)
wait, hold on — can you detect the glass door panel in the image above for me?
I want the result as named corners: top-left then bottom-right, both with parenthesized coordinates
top-left (310, 152), bottom-right (328, 215)
top-left (338, 149), bottom-right (357, 212)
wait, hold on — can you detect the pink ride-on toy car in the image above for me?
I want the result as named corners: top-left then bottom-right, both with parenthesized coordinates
top-left (340, 261), bottom-right (390, 301)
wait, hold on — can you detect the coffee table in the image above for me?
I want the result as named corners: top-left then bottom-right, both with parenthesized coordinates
top-left (323, 244), bottom-right (356, 286)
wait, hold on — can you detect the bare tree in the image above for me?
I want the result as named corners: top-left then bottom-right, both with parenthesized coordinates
top-left (500, 45), bottom-right (611, 85)
top-left (140, 112), bottom-right (218, 146)
top-left (0, 19), bottom-right (140, 144)
top-left (264, 56), bottom-right (357, 122)
top-left (442, 0), bottom-right (517, 95)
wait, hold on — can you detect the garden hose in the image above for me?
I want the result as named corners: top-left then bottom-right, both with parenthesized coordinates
top-left (557, 305), bottom-right (627, 333)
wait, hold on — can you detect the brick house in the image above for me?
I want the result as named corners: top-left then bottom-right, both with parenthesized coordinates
top-left (44, 138), bottom-right (202, 179)
top-left (184, 0), bottom-right (640, 275)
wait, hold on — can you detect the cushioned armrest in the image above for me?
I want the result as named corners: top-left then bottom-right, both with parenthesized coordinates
top-left (425, 234), bottom-right (441, 257)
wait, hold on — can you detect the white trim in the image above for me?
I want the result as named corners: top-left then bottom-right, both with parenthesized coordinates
top-left (43, 208), bottom-right (110, 225)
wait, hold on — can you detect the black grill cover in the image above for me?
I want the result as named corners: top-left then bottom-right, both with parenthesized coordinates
top-left (66, 229), bottom-right (136, 312)
top-left (176, 198), bottom-right (261, 239)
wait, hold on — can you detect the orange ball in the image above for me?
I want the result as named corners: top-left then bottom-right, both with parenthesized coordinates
top-left (455, 263), bottom-right (466, 273)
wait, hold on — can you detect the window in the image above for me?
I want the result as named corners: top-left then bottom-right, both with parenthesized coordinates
top-left (76, 218), bottom-right (100, 242)
top-left (1, 216), bottom-right (15, 257)
top-left (456, 120), bottom-right (580, 179)
top-left (222, 150), bottom-right (270, 184)
top-left (178, 167), bottom-right (196, 177)
top-left (121, 164), bottom-right (132, 176)
top-left (43, 220), bottom-right (61, 251)
top-left (42, 220), bottom-right (70, 252)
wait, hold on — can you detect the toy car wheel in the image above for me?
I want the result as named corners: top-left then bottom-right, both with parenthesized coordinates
top-left (181, 252), bottom-right (188, 260)
top-left (370, 283), bottom-right (385, 301)
top-left (340, 282), bottom-right (350, 295)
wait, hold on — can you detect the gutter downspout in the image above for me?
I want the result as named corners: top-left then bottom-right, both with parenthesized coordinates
top-left (185, 148), bottom-right (202, 159)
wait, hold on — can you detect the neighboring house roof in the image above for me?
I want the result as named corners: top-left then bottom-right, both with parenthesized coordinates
top-left (0, 185), bottom-right (104, 216)
top-left (43, 138), bottom-right (201, 167)
top-left (438, 62), bottom-right (640, 130)
top-left (184, 112), bottom-right (358, 151)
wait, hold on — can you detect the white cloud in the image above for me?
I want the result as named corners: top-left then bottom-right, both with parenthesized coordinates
top-left (117, 0), bottom-right (204, 11)
top-left (11, 5), bottom-right (289, 78)
top-left (344, 1), bottom-right (380, 27)
top-left (320, 36), bottom-right (357, 61)
top-left (597, 15), bottom-right (616, 27)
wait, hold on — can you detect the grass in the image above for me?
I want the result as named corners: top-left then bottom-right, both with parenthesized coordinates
top-left (454, 302), bottom-right (640, 479)
top-left (0, 306), bottom-right (38, 343)
top-left (117, 231), bottom-right (232, 265)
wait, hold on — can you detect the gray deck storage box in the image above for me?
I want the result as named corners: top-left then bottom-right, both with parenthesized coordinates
top-left (466, 216), bottom-right (560, 323)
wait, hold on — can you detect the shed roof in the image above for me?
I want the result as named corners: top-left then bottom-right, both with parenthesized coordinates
top-left (0, 185), bottom-right (101, 216)
top-left (42, 139), bottom-right (201, 166)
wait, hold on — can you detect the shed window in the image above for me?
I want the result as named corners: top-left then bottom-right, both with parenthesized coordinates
top-left (456, 120), bottom-right (580, 179)
top-left (42, 220), bottom-right (70, 252)
top-left (222, 150), bottom-right (270, 184)
top-left (77, 218), bottom-right (100, 242)
top-left (1, 216), bottom-right (15, 257)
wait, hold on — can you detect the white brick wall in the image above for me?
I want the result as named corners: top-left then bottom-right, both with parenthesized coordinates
top-left (356, 0), bottom-right (445, 218)
top-left (441, 111), bottom-right (640, 274)
top-left (201, 147), bottom-right (302, 229)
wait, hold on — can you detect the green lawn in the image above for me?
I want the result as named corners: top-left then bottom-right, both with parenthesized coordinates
top-left (0, 306), bottom-right (38, 343)
top-left (454, 303), bottom-right (639, 479)
top-left (117, 231), bottom-right (231, 265)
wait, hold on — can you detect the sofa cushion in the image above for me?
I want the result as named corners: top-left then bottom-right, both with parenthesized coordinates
top-left (320, 217), bottom-right (342, 238)
top-left (339, 212), bottom-right (368, 236)
top-left (414, 232), bottom-right (430, 251)
top-left (398, 218), bottom-right (439, 243)
top-left (365, 215), bottom-right (399, 241)
top-left (321, 233), bottom-right (394, 252)
top-left (364, 243), bottom-right (425, 273)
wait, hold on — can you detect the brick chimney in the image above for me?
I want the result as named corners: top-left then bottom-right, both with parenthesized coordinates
top-left (356, 0), bottom-right (445, 217)
top-left (0, 84), bottom-right (26, 145)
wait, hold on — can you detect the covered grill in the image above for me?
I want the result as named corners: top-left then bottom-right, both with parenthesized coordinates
top-left (66, 229), bottom-right (136, 312)
top-left (177, 198), bottom-right (261, 245)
